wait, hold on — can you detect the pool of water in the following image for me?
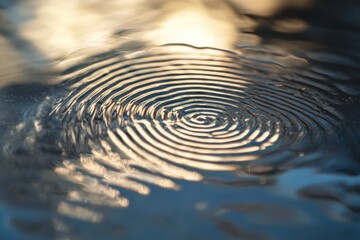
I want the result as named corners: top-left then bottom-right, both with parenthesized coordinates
top-left (0, 0), bottom-right (359, 239)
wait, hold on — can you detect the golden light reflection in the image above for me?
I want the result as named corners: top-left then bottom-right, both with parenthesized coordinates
top-left (272, 19), bottom-right (308, 33)
top-left (55, 160), bottom-right (130, 208)
top-left (145, 1), bottom-right (237, 49)
top-left (11, 0), bottom-right (147, 60)
top-left (7, 0), bottom-right (239, 74)
top-left (57, 201), bottom-right (103, 223)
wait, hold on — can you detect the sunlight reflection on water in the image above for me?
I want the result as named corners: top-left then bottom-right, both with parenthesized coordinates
top-left (0, 0), bottom-right (360, 239)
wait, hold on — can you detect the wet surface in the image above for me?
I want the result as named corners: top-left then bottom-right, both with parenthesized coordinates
top-left (0, 0), bottom-right (360, 239)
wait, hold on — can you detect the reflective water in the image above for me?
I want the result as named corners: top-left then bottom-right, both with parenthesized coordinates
top-left (0, 0), bottom-right (359, 239)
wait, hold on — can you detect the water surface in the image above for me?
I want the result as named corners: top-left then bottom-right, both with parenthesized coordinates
top-left (0, 0), bottom-right (359, 239)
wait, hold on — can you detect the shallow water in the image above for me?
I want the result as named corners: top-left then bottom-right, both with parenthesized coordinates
top-left (0, 0), bottom-right (360, 239)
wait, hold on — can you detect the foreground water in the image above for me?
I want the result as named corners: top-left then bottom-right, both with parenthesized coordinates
top-left (0, 0), bottom-right (359, 239)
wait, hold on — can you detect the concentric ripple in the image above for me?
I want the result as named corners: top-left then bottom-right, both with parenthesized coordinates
top-left (37, 44), bottom-right (341, 188)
